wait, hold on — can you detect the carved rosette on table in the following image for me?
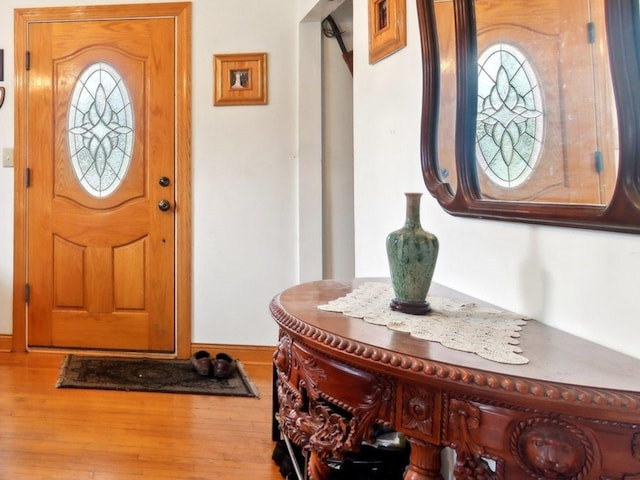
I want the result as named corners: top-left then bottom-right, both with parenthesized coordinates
top-left (273, 334), bottom-right (394, 478)
top-left (401, 383), bottom-right (438, 439)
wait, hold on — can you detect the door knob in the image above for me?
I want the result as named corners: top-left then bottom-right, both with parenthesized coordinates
top-left (158, 199), bottom-right (171, 212)
top-left (159, 176), bottom-right (170, 187)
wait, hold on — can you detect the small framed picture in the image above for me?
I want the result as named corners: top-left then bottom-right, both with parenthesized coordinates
top-left (368, 0), bottom-right (407, 64)
top-left (214, 52), bottom-right (268, 106)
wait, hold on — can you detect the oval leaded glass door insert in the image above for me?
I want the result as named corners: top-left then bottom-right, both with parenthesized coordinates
top-left (67, 62), bottom-right (134, 197)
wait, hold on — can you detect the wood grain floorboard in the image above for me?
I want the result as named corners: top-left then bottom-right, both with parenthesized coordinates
top-left (0, 353), bottom-right (283, 479)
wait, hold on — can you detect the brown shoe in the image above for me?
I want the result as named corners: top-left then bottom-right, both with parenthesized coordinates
top-left (191, 350), bottom-right (212, 376)
top-left (212, 352), bottom-right (235, 379)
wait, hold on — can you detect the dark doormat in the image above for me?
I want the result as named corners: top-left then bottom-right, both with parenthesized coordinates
top-left (56, 354), bottom-right (260, 398)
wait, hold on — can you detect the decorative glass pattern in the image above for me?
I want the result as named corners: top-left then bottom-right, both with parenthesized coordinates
top-left (68, 62), bottom-right (134, 197)
top-left (476, 43), bottom-right (544, 188)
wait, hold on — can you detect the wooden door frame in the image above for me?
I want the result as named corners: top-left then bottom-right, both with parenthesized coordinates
top-left (12, 2), bottom-right (192, 358)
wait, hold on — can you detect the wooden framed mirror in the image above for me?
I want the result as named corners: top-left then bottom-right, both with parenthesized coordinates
top-left (418, 0), bottom-right (640, 233)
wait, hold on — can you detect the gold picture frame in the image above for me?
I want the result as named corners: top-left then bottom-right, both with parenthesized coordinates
top-left (368, 0), bottom-right (407, 64)
top-left (214, 52), bottom-right (268, 106)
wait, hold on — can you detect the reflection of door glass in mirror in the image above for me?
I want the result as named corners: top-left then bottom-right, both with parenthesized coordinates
top-left (378, 0), bottom-right (389, 30)
top-left (476, 43), bottom-right (544, 188)
top-left (474, 0), bottom-right (618, 205)
top-left (434, 0), bottom-right (457, 194)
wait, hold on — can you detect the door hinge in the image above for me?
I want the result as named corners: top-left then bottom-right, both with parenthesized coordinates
top-left (25, 284), bottom-right (30, 304)
top-left (588, 22), bottom-right (596, 44)
top-left (594, 150), bottom-right (603, 173)
top-left (25, 167), bottom-right (31, 187)
top-left (26, 51), bottom-right (30, 71)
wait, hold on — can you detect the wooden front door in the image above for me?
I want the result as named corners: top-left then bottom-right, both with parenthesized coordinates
top-left (14, 4), bottom-right (192, 354)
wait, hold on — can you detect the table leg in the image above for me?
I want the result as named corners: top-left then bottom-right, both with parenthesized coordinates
top-left (307, 451), bottom-right (330, 480)
top-left (404, 438), bottom-right (444, 480)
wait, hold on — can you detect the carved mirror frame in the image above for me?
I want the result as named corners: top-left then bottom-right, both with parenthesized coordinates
top-left (418, 0), bottom-right (640, 233)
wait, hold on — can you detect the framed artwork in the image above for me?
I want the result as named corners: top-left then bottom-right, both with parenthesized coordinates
top-left (214, 52), bottom-right (268, 106)
top-left (368, 0), bottom-right (407, 64)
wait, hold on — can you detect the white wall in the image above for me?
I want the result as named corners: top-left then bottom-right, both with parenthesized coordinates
top-left (352, 0), bottom-right (640, 360)
top-left (322, 1), bottom-right (354, 280)
top-left (298, 0), bottom-right (355, 282)
top-left (0, 2), bottom-right (17, 339)
top-left (0, 0), bottom-right (299, 347)
top-left (191, 1), bottom-right (298, 345)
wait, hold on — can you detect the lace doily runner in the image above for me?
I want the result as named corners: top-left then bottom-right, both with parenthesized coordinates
top-left (317, 282), bottom-right (530, 364)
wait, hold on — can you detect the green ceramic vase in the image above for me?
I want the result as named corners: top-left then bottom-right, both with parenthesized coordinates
top-left (386, 193), bottom-right (439, 315)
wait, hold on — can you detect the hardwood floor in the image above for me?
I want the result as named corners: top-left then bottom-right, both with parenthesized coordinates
top-left (0, 352), bottom-right (283, 479)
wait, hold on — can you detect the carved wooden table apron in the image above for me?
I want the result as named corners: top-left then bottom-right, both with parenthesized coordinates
top-left (270, 279), bottom-right (640, 480)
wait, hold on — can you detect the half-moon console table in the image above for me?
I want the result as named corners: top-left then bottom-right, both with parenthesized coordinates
top-left (270, 279), bottom-right (640, 480)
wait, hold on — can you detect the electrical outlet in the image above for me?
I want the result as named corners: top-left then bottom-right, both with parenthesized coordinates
top-left (2, 148), bottom-right (13, 167)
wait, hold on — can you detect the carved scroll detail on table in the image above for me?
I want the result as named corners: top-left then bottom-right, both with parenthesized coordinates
top-left (318, 282), bottom-right (530, 364)
top-left (449, 398), bottom-right (501, 480)
top-left (275, 335), bottom-right (393, 466)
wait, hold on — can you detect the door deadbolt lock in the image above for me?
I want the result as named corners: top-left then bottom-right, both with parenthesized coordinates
top-left (158, 199), bottom-right (171, 212)
top-left (159, 176), bottom-right (170, 187)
